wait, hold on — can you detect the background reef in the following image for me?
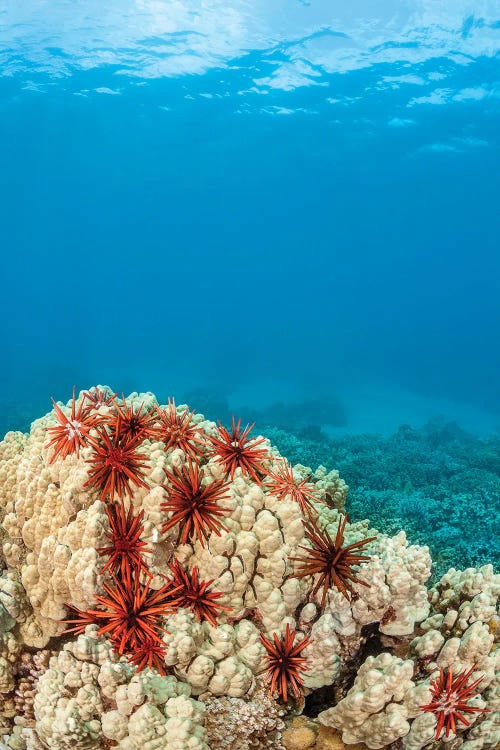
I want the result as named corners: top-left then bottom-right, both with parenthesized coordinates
top-left (265, 421), bottom-right (500, 581)
top-left (165, 391), bottom-right (500, 581)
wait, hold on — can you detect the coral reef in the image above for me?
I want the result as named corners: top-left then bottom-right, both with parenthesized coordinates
top-left (264, 421), bottom-right (500, 578)
top-left (0, 388), bottom-right (498, 750)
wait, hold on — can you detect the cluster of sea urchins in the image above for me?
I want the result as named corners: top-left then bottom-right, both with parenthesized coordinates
top-left (44, 387), bottom-right (491, 733)
top-left (47, 386), bottom-right (374, 701)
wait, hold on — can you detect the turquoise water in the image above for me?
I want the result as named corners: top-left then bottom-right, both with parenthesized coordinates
top-left (0, 2), bottom-right (499, 565)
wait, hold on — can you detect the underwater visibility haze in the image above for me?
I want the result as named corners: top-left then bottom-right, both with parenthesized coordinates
top-left (1, 1), bottom-right (499, 433)
top-left (0, 5), bottom-right (499, 749)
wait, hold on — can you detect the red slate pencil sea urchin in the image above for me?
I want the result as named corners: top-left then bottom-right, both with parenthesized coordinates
top-left (290, 514), bottom-right (376, 608)
top-left (83, 386), bottom-right (117, 411)
top-left (207, 417), bottom-right (269, 483)
top-left (260, 622), bottom-right (312, 703)
top-left (420, 664), bottom-right (488, 739)
top-left (166, 559), bottom-right (231, 627)
top-left (107, 396), bottom-right (157, 442)
top-left (62, 573), bottom-right (181, 655)
top-left (45, 386), bottom-right (95, 463)
top-left (152, 398), bottom-right (204, 459)
top-left (126, 637), bottom-right (168, 675)
top-left (84, 420), bottom-right (150, 501)
top-left (97, 500), bottom-right (152, 587)
top-left (160, 460), bottom-right (230, 547)
top-left (264, 458), bottom-right (320, 516)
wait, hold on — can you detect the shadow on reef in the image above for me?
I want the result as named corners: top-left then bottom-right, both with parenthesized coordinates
top-left (304, 623), bottom-right (390, 718)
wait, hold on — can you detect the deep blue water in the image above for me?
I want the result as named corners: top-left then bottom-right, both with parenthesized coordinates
top-left (0, 2), bottom-right (499, 438)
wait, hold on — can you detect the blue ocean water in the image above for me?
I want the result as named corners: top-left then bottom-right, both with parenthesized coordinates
top-left (0, 1), bottom-right (498, 590)
top-left (0, 4), bottom-right (499, 441)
